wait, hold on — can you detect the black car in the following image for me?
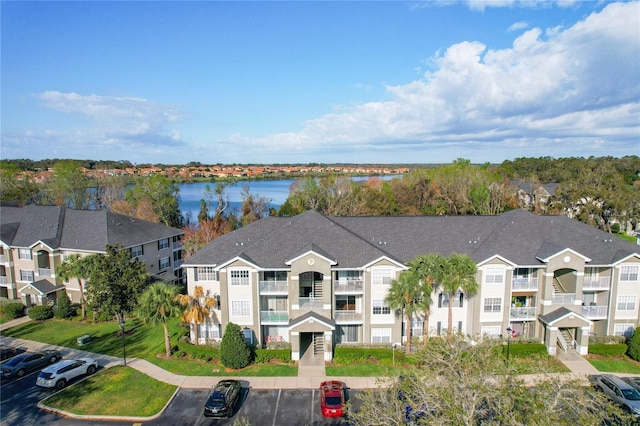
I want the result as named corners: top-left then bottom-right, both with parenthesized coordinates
top-left (0, 346), bottom-right (25, 361)
top-left (204, 379), bottom-right (241, 418)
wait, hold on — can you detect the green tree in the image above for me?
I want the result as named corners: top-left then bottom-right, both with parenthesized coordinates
top-left (0, 163), bottom-right (41, 206)
top-left (137, 282), bottom-right (182, 357)
top-left (84, 244), bottom-right (149, 324)
top-left (54, 292), bottom-right (72, 319)
top-left (44, 160), bottom-right (93, 209)
top-left (627, 327), bottom-right (640, 361)
top-left (408, 253), bottom-right (445, 339)
top-left (57, 254), bottom-right (95, 319)
top-left (386, 270), bottom-right (428, 354)
top-left (125, 174), bottom-right (183, 227)
top-left (220, 322), bottom-right (251, 369)
top-left (439, 253), bottom-right (478, 335)
top-left (174, 285), bottom-right (217, 345)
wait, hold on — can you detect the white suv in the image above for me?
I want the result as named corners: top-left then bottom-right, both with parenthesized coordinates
top-left (36, 358), bottom-right (98, 389)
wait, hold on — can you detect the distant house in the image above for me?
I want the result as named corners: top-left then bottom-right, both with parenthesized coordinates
top-left (0, 205), bottom-right (184, 307)
top-left (511, 180), bottom-right (559, 212)
top-left (182, 208), bottom-right (640, 363)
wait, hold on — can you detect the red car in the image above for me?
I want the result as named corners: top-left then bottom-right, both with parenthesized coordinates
top-left (319, 380), bottom-right (346, 418)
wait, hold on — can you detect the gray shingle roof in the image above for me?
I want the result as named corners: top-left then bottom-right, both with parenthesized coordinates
top-left (184, 209), bottom-right (640, 269)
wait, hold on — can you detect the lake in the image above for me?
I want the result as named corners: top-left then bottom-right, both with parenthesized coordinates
top-left (178, 176), bottom-right (400, 222)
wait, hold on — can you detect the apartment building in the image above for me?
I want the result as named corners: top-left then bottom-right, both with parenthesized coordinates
top-left (0, 205), bottom-right (184, 307)
top-left (183, 209), bottom-right (640, 362)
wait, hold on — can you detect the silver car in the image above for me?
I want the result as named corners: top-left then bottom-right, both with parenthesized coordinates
top-left (592, 374), bottom-right (640, 416)
top-left (36, 357), bottom-right (98, 389)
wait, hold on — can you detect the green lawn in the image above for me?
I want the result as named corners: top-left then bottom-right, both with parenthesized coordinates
top-left (42, 366), bottom-right (177, 417)
top-left (588, 356), bottom-right (640, 374)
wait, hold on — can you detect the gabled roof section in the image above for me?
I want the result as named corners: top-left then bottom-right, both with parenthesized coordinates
top-left (288, 311), bottom-right (335, 331)
top-left (0, 205), bottom-right (64, 248)
top-left (20, 279), bottom-right (59, 295)
top-left (538, 307), bottom-right (592, 327)
top-left (536, 245), bottom-right (592, 263)
top-left (285, 243), bottom-right (337, 266)
top-left (0, 222), bottom-right (20, 246)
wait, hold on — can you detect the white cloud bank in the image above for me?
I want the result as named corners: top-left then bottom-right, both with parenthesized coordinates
top-left (226, 1), bottom-right (639, 163)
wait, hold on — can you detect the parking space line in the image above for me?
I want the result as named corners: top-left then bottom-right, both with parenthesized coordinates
top-left (272, 389), bottom-right (281, 426)
top-left (311, 388), bottom-right (315, 425)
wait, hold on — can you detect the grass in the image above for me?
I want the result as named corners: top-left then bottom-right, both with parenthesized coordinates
top-left (326, 363), bottom-right (408, 376)
top-left (42, 366), bottom-right (177, 417)
top-left (587, 355), bottom-right (640, 374)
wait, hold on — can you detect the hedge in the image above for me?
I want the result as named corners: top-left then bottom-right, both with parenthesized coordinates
top-left (28, 305), bottom-right (54, 320)
top-left (254, 349), bottom-right (292, 364)
top-left (333, 346), bottom-right (407, 365)
top-left (0, 302), bottom-right (26, 320)
top-left (589, 343), bottom-right (628, 357)
top-left (174, 341), bottom-right (220, 362)
top-left (500, 343), bottom-right (548, 358)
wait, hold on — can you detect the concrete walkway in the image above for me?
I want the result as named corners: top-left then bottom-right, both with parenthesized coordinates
top-left (0, 316), bottom-right (610, 391)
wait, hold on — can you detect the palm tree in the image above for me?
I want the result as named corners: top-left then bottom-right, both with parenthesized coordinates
top-left (57, 254), bottom-right (96, 319)
top-left (440, 253), bottom-right (479, 335)
top-left (408, 253), bottom-right (444, 340)
top-left (138, 282), bottom-right (182, 357)
top-left (385, 269), bottom-right (427, 354)
top-left (174, 286), bottom-right (217, 345)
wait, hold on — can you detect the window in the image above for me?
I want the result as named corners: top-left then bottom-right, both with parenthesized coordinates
top-left (196, 267), bottom-right (217, 281)
top-left (264, 271), bottom-right (287, 281)
top-left (372, 299), bottom-right (390, 315)
top-left (336, 325), bottom-right (359, 343)
top-left (338, 270), bottom-right (362, 281)
top-left (372, 268), bottom-right (393, 285)
top-left (231, 301), bottom-right (251, 316)
top-left (19, 270), bottom-right (34, 282)
top-left (617, 295), bottom-right (636, 311)
top-left (243, 328), bottom-right (254, 344)
top-left (484, 267), bottom-right (504, 284)
top-left (371, 328), bottom-right (391, 343)
top-left (173, 250), bottom-right (183, 262)
top-left (483, 297), bottom-right (502, 313)
top-left (614, 323), bottom-right (635, 338)
top-left (621, 265), bottom-right (639, 282)
top-left (18, 249), bottom-right (32, 260)
top-left (411, 320), bottom-right (424, 337)
top-left (130, 245), bottom-right (143, 258)
top-left (198, 323), bottom-right (221, 339)
top-left (438, 292), bottom-right (463, 308)
top-left (159, 257), bottom-right (171, 270)
top-left (158, 238), bottom-right (170, 250)
top-left (230, 270), bottom-right (250, 286)
top-left (336, 295), bottom-right (356, 311)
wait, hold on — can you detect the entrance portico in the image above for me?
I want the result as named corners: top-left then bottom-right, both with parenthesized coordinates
top-left (539, 307), bottom-right (592, 355)
top-left (289, 311), bottom-right (335, 363)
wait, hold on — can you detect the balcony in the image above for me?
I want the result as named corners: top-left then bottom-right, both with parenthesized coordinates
top-left (512, 277), bottom-right (539, 291)
top-left (552, 293), bottom-right (576, 305)
top-left (334, 310), bottom-right (363, 323)
top-left (0, 255), bottom-right (5, 263)
top-left (510, 307), bottom-right (536, 320)
top-left (0, 276), bottom-right (6, 284)
top-left (259, 280), bottom-right (288, 294)
top-left (581, 305), bottom-right (608, 319)
top-left (583, 277), bottom-right (610, 291)
top-left (173, 259), bottom-right (183, 269)
top-left (260, 310), bottom-right (289, 324)
top-left (298, 296), bottom-right (323, 309)
top-left (334, 280), bottom-right (363, 294)
top-left (38, 268), bottom-right (52, 277)
top-left (173, 240), bottom-right (184, 250)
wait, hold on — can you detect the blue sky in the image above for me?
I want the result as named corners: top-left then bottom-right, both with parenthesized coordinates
top-left (2, 1), bottom-right (639, 165)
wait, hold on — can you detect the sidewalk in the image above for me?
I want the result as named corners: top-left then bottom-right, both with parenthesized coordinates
top-left (0, 316), bottom-right (602, 390)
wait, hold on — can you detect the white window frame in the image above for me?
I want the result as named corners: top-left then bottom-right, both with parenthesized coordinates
top-left (483, 297), bottom-right (502, 313)
top-left (19, 270), bottom-right (34, 282)
top-left (158, 238), bottom-right (170, 250)
top-left (617, 295), bottom-right (636, 311)
top-left (231, 300), bottom-right (251, 316)
top-left (372, 299), bottom-right (390, 315)
top-left (484, 267), bottom-right (504, 284)
top-left (336, 325), bottom-right (359, 343)
top-left (371, 328), bottom-right (391, 343)
top-left (372, 268), bottom-right (393, 285)
top-left (411, 320), bottom-right (424, 337)
top-left (18, 249), bottom-right (32, 260)
top-left (131, 245), bottom-right (143, 258)
top-left (159, 257), bottom-right (171, 270)
top-left (230, 269), bottom-right (250, 286)
top-left (198, 322), bottom-right (221, 339)
top-left (620, 265), bottom-right (639, 282)
top-left (196, 267), bottom-right (217, 281)
top-left (614, 323), bottom-right (635, 338)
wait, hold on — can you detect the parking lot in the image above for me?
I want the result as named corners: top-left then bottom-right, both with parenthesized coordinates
top-left (1, 371), bottom-right (364, 426)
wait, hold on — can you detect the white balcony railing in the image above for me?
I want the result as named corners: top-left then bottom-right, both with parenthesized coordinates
top-left (512, 277), bottom-right (539, 291)
top-left (260, 311), bottom-right (289, 323)
top-left (0, 255), bottom-right (5, 263)
top-left (552, 293), bottom-right (576, 305)
top-left (334, 280), bottom-right (364, 293)
top-left (0, 276), bottom-right (6, 284)
top-left (581, 305), bottom-right (608, 318)
top-left (298, 297), bottom-right (324, 309)
top-left (583, 277), bottom-right (610, 291)
top-left (38, 268), bottom-right (52, 277)
top-left (334, 310), bottom-right (363, 323)
top-left (510, 307), bottom-right (537, 320)
top-left (259, 280), bottom-right (288, 294)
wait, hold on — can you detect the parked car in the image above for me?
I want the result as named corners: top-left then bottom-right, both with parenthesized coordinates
top-left (36, 358), bottom-right (98, 389)
top-left (592, 374), bottom-right (640, 416)
top-left (203, 379), bottom-right (241, 418)
top-left (0, 350), bottom-right (62, 379)
top-left (623, 376), bottom-right (640, 392)
top-left (319, 380), bottom-right (346, 418)
top-left (0, 345), bottom-right (25, 361)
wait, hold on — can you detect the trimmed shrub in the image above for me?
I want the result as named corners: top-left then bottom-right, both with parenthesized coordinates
top-left (0, 302), bottom-right (26, 319)
top-left (590, 335), bottom-right (626, 345)
top-left (333, 346), bottom-right (408, 365)
top-left (628, 327), bottom-right (640, 361)
top-left (254, 349), bottom-right (292, 364)
top-left (174, 341), bottom-right (219, 362)
top-left (220, 323), bottom-right (251, 369)
top-left (28, 305), bottom-right (54, 320)
top-left (589, 343), bottom-right (628, 357)
top-left (54, 293), bottom-right (72, 319)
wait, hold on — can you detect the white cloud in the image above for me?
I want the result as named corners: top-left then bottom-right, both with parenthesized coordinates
top-left (508, 21), bottom-right (529, 32)
top-left (227, 1), bottom-right (639, 161)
